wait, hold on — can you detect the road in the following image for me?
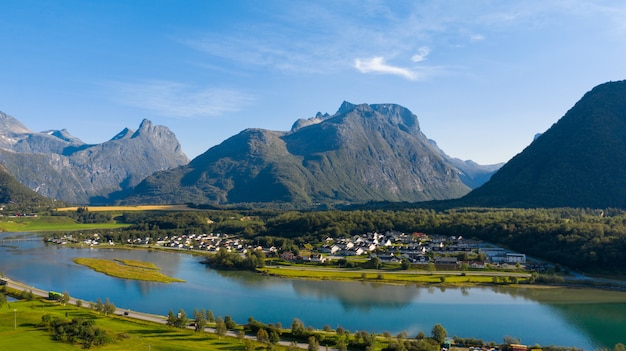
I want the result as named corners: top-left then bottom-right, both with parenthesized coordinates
top-left (2, 277), bottom-right (333, 350)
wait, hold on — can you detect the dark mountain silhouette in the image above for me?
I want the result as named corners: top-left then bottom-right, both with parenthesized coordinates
top-left (461, 80), bottom-right (626, 208)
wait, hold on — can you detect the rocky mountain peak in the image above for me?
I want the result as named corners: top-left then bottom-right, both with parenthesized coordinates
top-left (0, 111), bottom-right (31, 135)
top-left (337, 101), bottom-right (358, 115)
top-left (111, 127), bottom-right (134, 141)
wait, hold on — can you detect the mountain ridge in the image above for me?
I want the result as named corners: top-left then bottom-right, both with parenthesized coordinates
top-left (0, 111), bottom-right (189, 204)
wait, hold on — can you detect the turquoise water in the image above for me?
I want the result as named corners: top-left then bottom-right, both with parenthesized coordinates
top-left (1, 232), bottom-right (625, 349)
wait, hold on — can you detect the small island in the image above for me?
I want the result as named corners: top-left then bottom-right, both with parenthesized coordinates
top-left (73, 258), bottom-right (185, 283)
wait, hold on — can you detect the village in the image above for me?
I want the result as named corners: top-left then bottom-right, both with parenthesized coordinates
top-left (48, 230), bottom-right (541, 272)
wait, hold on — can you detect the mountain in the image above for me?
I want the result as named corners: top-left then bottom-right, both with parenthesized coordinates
top-left (0, 112), bottom-right (189, 204)
top-left (461, 80), bottom-right (626, 208)
top-left (0, 163), bottom-right (56, 208)
top-left (123, 102), bottom-right (499, 206)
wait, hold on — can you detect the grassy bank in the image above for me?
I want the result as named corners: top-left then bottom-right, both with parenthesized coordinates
top-left (73, 258), bottom-right (185, 283)
top-left (259, 265), bottom-right (530, 286)
top-left (0, 299), bottom-right (272, 351)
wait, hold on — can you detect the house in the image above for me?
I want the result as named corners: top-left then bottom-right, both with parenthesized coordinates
top-left (434, 257), bottom-right (458, 265)
top-left (280, 252), bottom-right (296, 261)
top-left (468, 261), bottom-right (485, 269)
top-left (505, 253), bottom-right (526, 264)
top-left (309, 254), bottom-right (326, 263)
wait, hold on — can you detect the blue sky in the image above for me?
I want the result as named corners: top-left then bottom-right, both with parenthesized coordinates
top-left (2, 1), bottom-right (626, 164)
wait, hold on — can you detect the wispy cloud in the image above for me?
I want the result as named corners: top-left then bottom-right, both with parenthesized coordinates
top-left (106, 81), bottom-right (254, 118)
top-left (183, 2), bottom-right (614, 79)
top-left (411, 47), bottom-right (431, 63)
top-left (354, 57), bottom-right (419, 80)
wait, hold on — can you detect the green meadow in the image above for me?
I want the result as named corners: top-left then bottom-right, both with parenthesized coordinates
top-left (0, 216), bottom-right (128, 232)
top-left (0, 299), bottom-right (275, 351)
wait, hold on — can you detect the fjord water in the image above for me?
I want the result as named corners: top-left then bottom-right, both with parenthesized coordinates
top-left (2, 232), bottom-right (625, 350)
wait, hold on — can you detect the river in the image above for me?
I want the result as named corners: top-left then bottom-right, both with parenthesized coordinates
top-left (1, 232), bottom-right (625, 349)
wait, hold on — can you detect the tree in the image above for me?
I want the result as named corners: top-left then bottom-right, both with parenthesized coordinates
top-left (62, 291), bottom-right (70, 305)
top-left (614, 343), bottom-right (626, 351)
top-left (206, 309), bottom-right (215, 323)
top-left (0, 293), bottom-right (6, 308)
top-left (503, 336), bottom-right (521, 345)
top-left (166, 309), bottom-right (177, 327)
top-left (308, 335), bottom-right (319, 351)
top-left (269, 330), bottom-right (281, 344)
top-left (193, 309), bottom-right (206, 332)
top-left (426, 262), bottom-right (436, 272)
top-left (257, 328), bottom-right (269, 343)
top-left (291, 318), bottom-right (305, 336)
top-left (431, 323), bottom-right (447, 345)
top-left (103, 298), bottom-right (116, 316)
top-left (287, 341), bottom-right (300, 351)
top-left (401, 258), bottom-right (411, 270)
top-left (215, 317), bottom-right (226, 337)
top-left (174, 309), bottom-right (188, 328)
top-left (224, 315), bottom-right (237, 329)
top-left (94, 298), bottom-right (104, 313)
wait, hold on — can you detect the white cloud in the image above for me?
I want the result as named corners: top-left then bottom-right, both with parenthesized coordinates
top-left (411, 46), bottom-right (431, 62)
top-left (354, 57), bottom-right (419, 80)
top-left (107, 81), bottom-right (254, 118)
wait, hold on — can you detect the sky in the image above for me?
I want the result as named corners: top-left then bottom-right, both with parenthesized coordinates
top-left (2, 1), bottom-right (626, 165)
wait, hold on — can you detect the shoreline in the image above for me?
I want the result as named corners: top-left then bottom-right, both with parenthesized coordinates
top-left (44, 238), bottom-right (626, 291)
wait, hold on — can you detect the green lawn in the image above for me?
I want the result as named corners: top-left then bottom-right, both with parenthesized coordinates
top-left (0, 216), bottom-right (129, 232)
top-left (0, 299), bottom-right (272, 351)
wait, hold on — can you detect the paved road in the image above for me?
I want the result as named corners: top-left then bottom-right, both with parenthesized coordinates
top-left (2, 277), bottom-right (333, 350)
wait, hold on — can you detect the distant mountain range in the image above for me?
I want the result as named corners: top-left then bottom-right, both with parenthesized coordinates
top-left (0, 112), bottom-right (188, 204)
top-left (460, 80), bottom-right (626, 208)
top-left (4, 79), bottom-right (626, 209)
top-left (121, 102), bottom-right (500, 206)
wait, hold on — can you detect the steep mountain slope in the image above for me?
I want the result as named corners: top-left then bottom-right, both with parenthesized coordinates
top-left (125, 102), bottom-right (498, 206)
top-left (0, 112), bottom-right (189, 204)
top-left (462, 80), bottom-right (626, 208)
top-left (0, 163), bottom-right (56, 208)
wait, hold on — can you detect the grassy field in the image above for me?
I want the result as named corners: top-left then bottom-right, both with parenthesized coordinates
top-left (0, 216), bottom-right (129, 232)
top-left (259, 266), bottom-right (528, 286)
top-left (0, 299), bottom-right (270, 351)
top-left (56, 205), bottom-right (197, 212)
top-left (114, 259), bottom-right (159, 270)
top-left (73, 258), bottom-right (185, 283)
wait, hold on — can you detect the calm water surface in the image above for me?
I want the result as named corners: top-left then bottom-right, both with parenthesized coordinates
top-left (1, 232), bottom-right (625, 350)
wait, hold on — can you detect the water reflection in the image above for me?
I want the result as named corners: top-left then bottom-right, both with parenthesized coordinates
top-left (291, 279), bottom-right (420, 311)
